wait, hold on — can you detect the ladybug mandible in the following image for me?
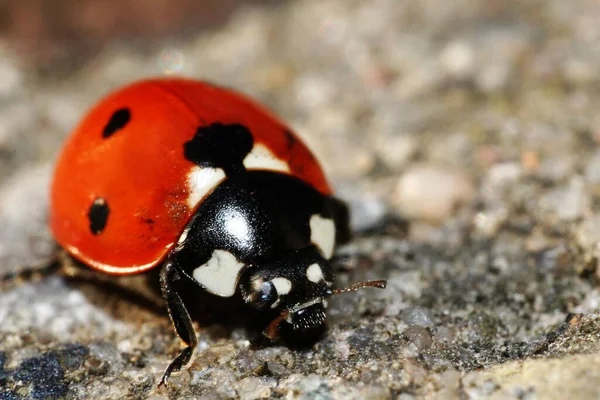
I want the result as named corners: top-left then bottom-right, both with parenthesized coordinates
top-left (49, 78), bottom-right (386, 386)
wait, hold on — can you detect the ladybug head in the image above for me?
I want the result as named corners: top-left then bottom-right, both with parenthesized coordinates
top-left (239, 246), bottom-right (386, 338)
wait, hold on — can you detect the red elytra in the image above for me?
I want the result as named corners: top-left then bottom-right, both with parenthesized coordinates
top-left (50, 78), bottom-right (332, 275)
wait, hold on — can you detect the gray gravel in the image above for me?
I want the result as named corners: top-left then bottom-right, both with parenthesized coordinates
top-left (2, 0), bottom-right (600, 399)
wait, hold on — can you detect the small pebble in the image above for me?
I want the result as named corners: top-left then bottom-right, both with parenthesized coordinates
top-left (403, 358), bottom-right (429, 386)
top-left (358, 384), bottom-right (389, 400)
top-left (433, 326), bottom-right (455, 344)
top-left (400, 307), bottom-right (435, 328)
top-left (392, 164), bottom-right (474, 222)
top-left (373, 134), bottom-right (417, 170)
top-left (88, 342), bottom-right (124, 373)
top-left (482, 162), bottom-right (522, 198)
top-left (266, 361), bottom-right (288, 377)
top-left (297, 374), bottom-right (328, 393)
top-left (236, 377), bottom-right (273, 400)
top-left (404, 325), bottom-right (433, 351)
top-left (441, 40), bottom-right (475, 78)
top-left (540, 176), bottom-right (590, 222)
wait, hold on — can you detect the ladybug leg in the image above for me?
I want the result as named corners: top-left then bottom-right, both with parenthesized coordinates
top-left (158, 259), bottom-right (198, 387)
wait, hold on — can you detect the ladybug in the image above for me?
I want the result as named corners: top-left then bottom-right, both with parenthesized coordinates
top-left (49, 78), bottom-right (386, 386)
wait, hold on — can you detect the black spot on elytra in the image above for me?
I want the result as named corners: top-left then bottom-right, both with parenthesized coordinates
top-left (102, 108), bottom-right (130, 138)
top-left (184, 123), bottom-right (253, 175)
top-left (284, 129), bottom-right (299, 151)
top-left (88, 198), bottom-right (110, 235)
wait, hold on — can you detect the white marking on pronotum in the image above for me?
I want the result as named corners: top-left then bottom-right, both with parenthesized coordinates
top-left (192, 250), bottom-right (245, 297)
top-left (271, 277), bottom-right (292, 295)
top-left (306, 263), bottom-right (324, 283)
top-left (309, 214), bottom-right (336, 259)
top-left (243, 143), bottom-right (290, 173)
top-left (186, 166), bottom-right (226, 209)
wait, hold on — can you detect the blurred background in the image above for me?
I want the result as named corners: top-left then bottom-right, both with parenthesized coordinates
top-left (0, 0), bottom-right (281, 74)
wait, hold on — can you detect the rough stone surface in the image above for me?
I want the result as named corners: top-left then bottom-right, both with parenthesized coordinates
top-left (2, 0), bottom-right (600, 399)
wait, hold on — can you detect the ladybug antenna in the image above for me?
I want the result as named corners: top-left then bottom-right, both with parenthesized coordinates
top-left (330, 279), bottom-right (387, 295)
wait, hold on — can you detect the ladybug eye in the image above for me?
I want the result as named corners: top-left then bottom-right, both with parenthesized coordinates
top-left (256, 281), bottom-right (276, 308)
top-left (243, 274), bottom-right (293, 310)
